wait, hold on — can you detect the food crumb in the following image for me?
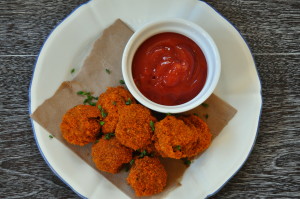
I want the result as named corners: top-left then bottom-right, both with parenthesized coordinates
top-left (201, 103), bottom-right (209, 108)
top-left (119, 80), bottom-right (125, 84)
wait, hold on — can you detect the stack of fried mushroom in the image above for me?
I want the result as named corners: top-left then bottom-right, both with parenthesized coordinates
top-left (60, 86), bottom-right (212, 197)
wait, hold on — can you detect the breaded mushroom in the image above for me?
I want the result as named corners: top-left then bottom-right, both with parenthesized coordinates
top-left (179, 115), bottom-right (212, 156)
top-left (115, 104), bottom-right (157, 150)
top-left (96, 86), bottom-right (136, 134)
top-left (92, 137), bottom-right (133, 173)
top-left (127, 156), bottom-right (167, 197)
top-left (153, 115), bottom-right (212, 159)
top-left (60, 105), bottom-right (101, 146)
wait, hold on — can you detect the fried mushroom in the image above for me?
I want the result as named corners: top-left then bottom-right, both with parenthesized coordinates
top-left (127, 156), bottom-right (167, 196)
top-left (96, 86), bottom-right (136, 134)
top-left (92, 137), bottom-right (133, 173)
top-left (153, 115), bottom-right (212, 159)
top-left (60, 105), bottom-right (101, 146)
top-left (115, 104), bottom-right (157, 150)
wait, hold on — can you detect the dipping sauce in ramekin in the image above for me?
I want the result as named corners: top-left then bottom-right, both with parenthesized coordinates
top-left (122, 19), bottom-right (220, 113)
top-left (132, 32), bottom-right (207, 106)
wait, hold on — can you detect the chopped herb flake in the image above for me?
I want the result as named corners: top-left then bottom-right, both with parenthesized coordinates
top-left (201, 103), bottom-right (209, 108)
top-left (83, 98), bottom-right (89, 104)
top-left (112, 101), bottom-right (117, 105)
top-left (184, 160), bottom-right (191, 166)
top-left (105, 69), bottom-right (111, 74)
top-left (150, 121), bottom-right (155, 132)
top-left (98, 105), bottom-right (108, 118)
top-left (130, 159), bottom-right (135, 165)
top-left (125, 98), bottom-right (132, 105)
top-left (166, 113), bottom-right (171, 116)
top-left (139, 150), bottom-right (148, 158)
top-left (119, 80), bottom-right (125, 84)
top-left (77, 91), bottom-right (97, 106)
top-left (94, 139), bottom-right (99, 144)
top-left (205, 114), bottom-right (209, 119)
top-left (193, 113), bottom-right (199, 116)
top-left (49, 135), bottom-right (54, 139)
top-left (71, 68), bottom-right (75, 74)
top-left (135, 150), bottom-right (153, 158)
top-left (174, 145), bottom-right (181, 151)
top-left (183, 158), bottom-right (192, 166)
top-left (104, 133), bottom-right (115, 140)
top-left (100, 121), bottom-right (105, 126)
top-left (101, 110), bottom-right (107, 118)
top-left (77, 91), bottom-right (91, 96)
top-left (88, 102), bottom-right (96, 106)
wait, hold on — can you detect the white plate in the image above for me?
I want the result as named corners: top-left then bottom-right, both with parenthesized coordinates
top-left (29, 0), bottom-right (262, 198)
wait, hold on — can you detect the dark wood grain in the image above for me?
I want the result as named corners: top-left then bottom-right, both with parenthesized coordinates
top-left (1, 0), bottom-right (299, 198)
top-left (210, 54), bottom-right (300, 199)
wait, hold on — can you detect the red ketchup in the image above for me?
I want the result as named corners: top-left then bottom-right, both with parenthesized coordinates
top-left (132, 32), bottom-right (207, 106)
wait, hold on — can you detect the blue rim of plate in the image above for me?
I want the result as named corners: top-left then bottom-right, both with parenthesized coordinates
top-left (28, 1), bottom-right (262, 198)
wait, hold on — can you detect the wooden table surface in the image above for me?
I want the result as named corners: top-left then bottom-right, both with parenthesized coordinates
top-left (1, 0), bottom-right (299, 198)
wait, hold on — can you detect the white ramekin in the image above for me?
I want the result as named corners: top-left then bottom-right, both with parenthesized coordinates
top-left (122, 18), bottom-right (221, 113)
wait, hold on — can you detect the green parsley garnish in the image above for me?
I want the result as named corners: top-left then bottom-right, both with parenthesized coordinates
top-left (71, 68), bottom-right (75, 74)
top-left (99, 121), bottom-right (105, 126)
top-left (150, 121), bottom-right (155, 132)
top-left (104, 133), bottom-right (115, 140)
top-left (201, 103), bottom-right (209, 108)
top-left (98, 105), bottom-right (108, 118)
top-left (94, 139), bottom-right (99, 144)
top-left (193, 113), bottom-right (199, 117)
top-left (174, 145), bottom-right (181, 151)
top-left (183, 158), bottom-right (192, 166)
top-left (83, 98), bottom-right (89, 104)
top-left (49, 135), bottom-right (54, 139)
top-left (77, 91), bottom-right (90, 96)
top-left (125, 98), bottom-right (132, 105)
top-left (112, 101), bottom-right (117, 106)
top-left (139, 150), bottom-right (148, 158)
top-left (205, 114), bottom-right (209, 119)
top-left (101, 110), bottom-right (107, 118)
top-left (88, 102), bottom-right (96, 106)
top-left (135, 149), bottom-right (153, 158)
top-left (77, 91), bottom-right (97, 106)
top-left (105, 69), bottom-right (111, 74)
top-left (83, 95), bottom-right (97, 106)
top-left (129, 159), bottom-right (135, 165)
top-left (119, 80), bottom-right (125, 84)
top-left (166, 113), bottom-right (171, 116)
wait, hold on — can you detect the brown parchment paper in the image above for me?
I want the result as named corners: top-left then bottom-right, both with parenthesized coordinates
top-left (31, 19), bottom-right (237, 199)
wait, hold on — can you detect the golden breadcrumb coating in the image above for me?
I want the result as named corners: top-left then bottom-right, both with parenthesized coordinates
top-left (127, 156), bottom-right (167, 196)
top-left (179, 115), bottom-right (212, 156)
top-left (153, 115), bottom-right (212, 159)
top-left (96, 86), bottom-right (136, 134)
top-left (60, 105), bottom-right (101, 146)
top-left (92, 137), bottom-right (133, 173)
top-left (115, 104), bottom-right (157, 150)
